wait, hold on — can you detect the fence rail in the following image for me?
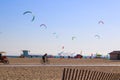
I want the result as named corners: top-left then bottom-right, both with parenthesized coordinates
top-left (62, 68), bottom-right (120, 80)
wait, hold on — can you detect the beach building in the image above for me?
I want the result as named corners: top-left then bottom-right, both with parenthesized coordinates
top-left (109, 51), bottom-right (120, 60)
top-left (21, 50), bottom-right (42, 58)
top-left (22, 50), bottom-right (29, 57)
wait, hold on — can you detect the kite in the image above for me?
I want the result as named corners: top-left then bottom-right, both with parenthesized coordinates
top-left (23, 11), bottom-right (32, 15)
top-left (23, 11), bottom-right (35, 22)
top-left (40, 24), bottom-right (47, 29)
top-left (58, 52), bottom-right (64, 56)
top-left (98, 20), bottom-right (104, 24)
top-left (72, 36), bottom-right (76, 40)
top-left (31, 15), bottom-right (35, 22)
top-left (52, 32), bottom-right (58, 38)
top-left (52, 32), bottom-right (56, 35)
top-left (94, 35), bottom-right (100, 39)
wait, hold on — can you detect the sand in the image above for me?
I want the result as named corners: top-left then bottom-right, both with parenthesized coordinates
top-left (0, 58), bottom-right (120, 80)
top-left (8, 58), bottom-right (120, 65)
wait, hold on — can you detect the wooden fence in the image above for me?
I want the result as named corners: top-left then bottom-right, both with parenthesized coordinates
top-left (62, 68), bottom-right (120, 80)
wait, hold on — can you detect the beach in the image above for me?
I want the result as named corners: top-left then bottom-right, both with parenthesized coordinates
top-left (0, 58), bottom-right (120, 80)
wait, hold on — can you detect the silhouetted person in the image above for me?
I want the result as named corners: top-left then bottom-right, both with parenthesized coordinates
top-left (42, 53), bottom-right (47, 63)
top-left (0, 54), bottom-right (2, 60)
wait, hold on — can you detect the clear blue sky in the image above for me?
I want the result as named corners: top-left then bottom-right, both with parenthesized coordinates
top-left (0, 0), bottom-right (120, 56)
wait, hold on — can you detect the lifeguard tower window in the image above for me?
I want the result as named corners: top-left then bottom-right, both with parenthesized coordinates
top-left (117, 54), bottom-right (120, 60)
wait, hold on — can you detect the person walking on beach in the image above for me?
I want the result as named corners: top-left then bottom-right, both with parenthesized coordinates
top-left (42, 53), bottom-right (48, 63)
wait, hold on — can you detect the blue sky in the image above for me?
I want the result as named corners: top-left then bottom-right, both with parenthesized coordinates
top-left (0, 0), bottom-right (120, 56)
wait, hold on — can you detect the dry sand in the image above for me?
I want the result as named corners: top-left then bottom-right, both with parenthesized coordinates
top-left (0, 58), bottom-right (120, 80)
top-left (8, 58), bottom-right (120, 65)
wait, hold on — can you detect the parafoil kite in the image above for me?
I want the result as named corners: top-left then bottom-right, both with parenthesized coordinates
top-left (52, 32), bottom-right (58, 38)
top-left (23, 11), bottom-right (32, 15)
top-left (31, 15), bottom-right (35, 22)
top-left (72, 36), bottom-right (76, 40)
top-left (40, 24), bottom-right (47, 29)
top-left (52, 32), bottom-right (56, 35)
top-left (98, 20), bottom-right (104, 24)
top-left (94, 35), bottom-right (100, 39)
top-left (23, 11), bottom-right (35, 22)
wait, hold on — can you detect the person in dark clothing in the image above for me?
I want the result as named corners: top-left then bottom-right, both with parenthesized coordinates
top-left (42, 53), bottom-right (47, 63)
top-left (0, 54), bottom-right (2, 60)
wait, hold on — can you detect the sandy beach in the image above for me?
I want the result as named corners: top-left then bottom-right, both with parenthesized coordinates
top-left (7, 58), bottom-right (120, 65)
top-left (0, 58), bottom-right (120, 80)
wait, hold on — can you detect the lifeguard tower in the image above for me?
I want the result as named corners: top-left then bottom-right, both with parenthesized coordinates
top-left (22, 50), bottom-right (30, 57)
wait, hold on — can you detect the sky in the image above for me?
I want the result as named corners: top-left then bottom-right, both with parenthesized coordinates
top-left (0, 0), bottom-right (120, 56)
